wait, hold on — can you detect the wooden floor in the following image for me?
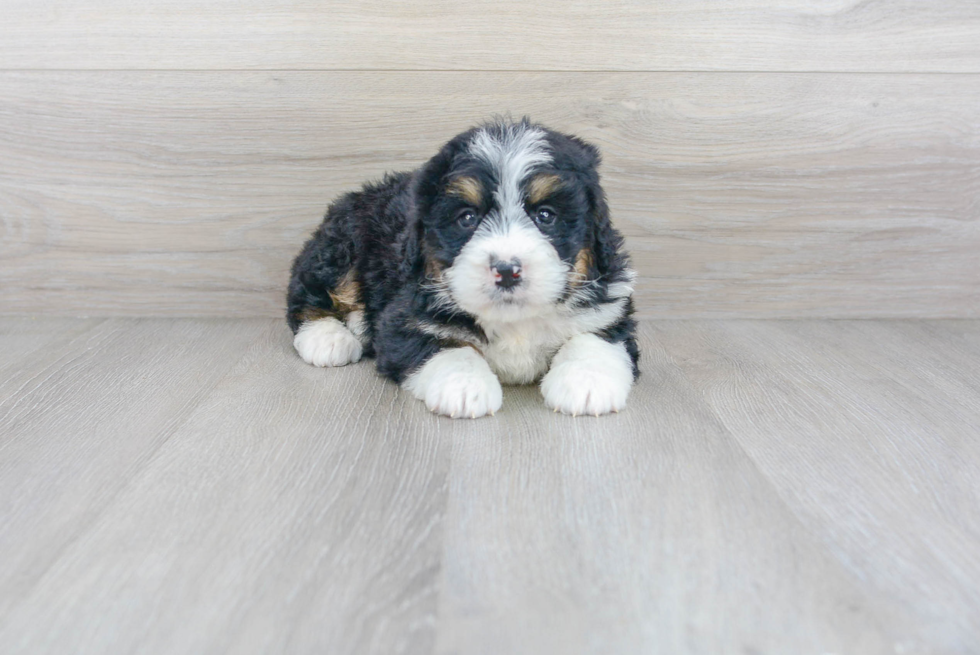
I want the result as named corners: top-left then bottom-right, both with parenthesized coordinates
top-left (0, 318), bottom-right (978, 654)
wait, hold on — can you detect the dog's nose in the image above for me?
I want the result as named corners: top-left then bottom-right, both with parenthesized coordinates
top-left (492, 260), bottom-right (522, 289)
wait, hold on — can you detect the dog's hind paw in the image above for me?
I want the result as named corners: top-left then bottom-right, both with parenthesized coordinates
top-left (293, 317), bottom-right (363, 367)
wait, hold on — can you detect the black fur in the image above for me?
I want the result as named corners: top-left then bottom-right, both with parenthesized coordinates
top-left (287, 119), bottom-right (639, 383)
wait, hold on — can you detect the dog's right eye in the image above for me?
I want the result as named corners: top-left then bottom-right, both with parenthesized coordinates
top-left (456, 209), bottom-right (479, 229)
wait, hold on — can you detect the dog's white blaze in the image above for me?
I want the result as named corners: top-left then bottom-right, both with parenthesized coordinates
top-left (469, 123), bottom-right (550, 219)
top-left (540, 333), bottom-right (633, 415)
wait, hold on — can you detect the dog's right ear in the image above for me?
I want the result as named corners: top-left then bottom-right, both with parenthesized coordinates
top-left (414, 141), bottom-right (457, 222)
top-left (410, 139), bottom-right (464, 280)
top-left (389, 187), bottom-right (424, 281)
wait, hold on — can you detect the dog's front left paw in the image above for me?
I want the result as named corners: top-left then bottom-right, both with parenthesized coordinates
top-left (540, 334), bottom-right (634, 416)
top-left (403, 347), bottom-right (503, 419)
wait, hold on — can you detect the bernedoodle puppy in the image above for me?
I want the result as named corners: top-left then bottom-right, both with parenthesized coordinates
top-left (287, 118), bottom-right (638, 418)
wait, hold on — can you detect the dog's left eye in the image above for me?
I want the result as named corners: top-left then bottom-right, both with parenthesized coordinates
top-left (534, 207), bottom-right (557, 226)
top-left (456, 209), bottom-right (479, 229)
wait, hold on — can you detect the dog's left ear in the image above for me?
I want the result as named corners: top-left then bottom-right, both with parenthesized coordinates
top-left (577, 146), bottom-right (625, 278)
top-left (557, 133), bottom-right (625, 276)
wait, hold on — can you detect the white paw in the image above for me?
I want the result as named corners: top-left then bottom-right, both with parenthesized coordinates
top-left (403, 347), bottom-right (503, 419)
top-left (293, 317), bottom-right (363, 367)
top-left (540, 334), bottom-right (634, 416)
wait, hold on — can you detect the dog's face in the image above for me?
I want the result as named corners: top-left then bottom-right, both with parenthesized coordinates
top-left (416, 120), bottom-right (612, 323)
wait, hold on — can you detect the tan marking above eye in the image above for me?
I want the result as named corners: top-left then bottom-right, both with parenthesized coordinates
top-left (445, 176), bottom-right (483, 206)
top-left (527, 174), bottom-right (563, 204)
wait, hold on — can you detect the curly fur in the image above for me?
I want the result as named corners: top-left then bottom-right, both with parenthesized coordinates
top-left (287, 118), bottom-right (639, 417)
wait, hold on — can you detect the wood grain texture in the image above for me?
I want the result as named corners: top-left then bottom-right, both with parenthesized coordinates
top-left (2, 1), bottom-right (980, 72)
top-left (433, 380), bottom-right (909, 654)
top-left (2, 72), bottom-right (978, 319)
top-left (0, 318), bottom-right (454, 654)
top-left (647, 320), bottom-right (980, 652)
top-left (2, 318), bottom-right (980, 653)
top-left (0, 317), bottom-right (101, 372)
top-left (0, 319), bottom-right (267, 619)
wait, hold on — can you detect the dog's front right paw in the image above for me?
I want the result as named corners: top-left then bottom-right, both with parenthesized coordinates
top-left (403, 347), bottom-right (503, 419)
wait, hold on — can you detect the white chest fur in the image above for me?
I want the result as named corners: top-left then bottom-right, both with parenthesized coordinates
top-left (478, 299), bottom-right (626, 385)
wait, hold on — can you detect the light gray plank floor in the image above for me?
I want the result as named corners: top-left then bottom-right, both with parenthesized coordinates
top-left (0, 319), bottom-right (978, 655)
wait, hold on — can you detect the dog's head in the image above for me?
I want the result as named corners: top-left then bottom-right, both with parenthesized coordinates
top-left (414, 119), bottom-right (630, 323)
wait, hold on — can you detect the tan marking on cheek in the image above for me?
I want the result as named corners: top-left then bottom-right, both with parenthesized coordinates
top-left (571, 248), bottom-right (593, 285)
top-left (422, 242), bottom-right (445, 281)
top-left (328, 270), bottom-right (363, 312)
top-left (527, 174), bottom-right (563, 204)
top-left (425, 256), bottom-right (444, 281)
top-left (446, 176), bottom-right (483, 206)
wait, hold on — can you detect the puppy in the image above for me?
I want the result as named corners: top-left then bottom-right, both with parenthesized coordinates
top-left (287, 119), bottom-right (638, 418)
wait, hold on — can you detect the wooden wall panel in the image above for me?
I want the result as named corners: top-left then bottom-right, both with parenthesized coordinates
top-left (1, 71), bottom-right (977, 319)
top-left (2, 1), bottom-right (980, 72)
